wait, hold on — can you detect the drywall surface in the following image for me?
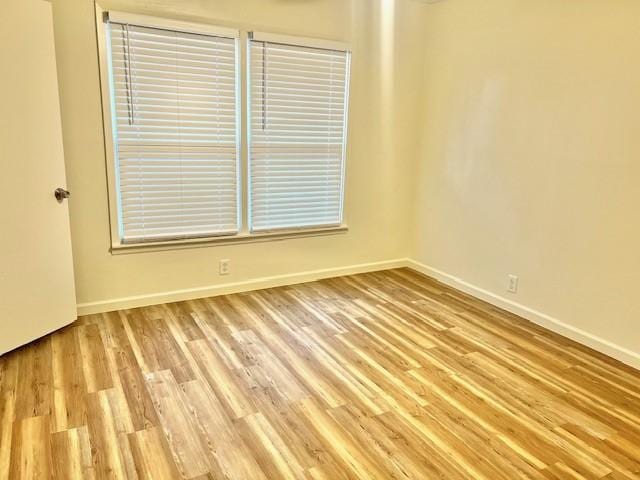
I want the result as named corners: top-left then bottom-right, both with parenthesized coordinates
top-left (412, 0), bottom-right (640, 360)
top-left (51, 0), bottom-right (425, 309)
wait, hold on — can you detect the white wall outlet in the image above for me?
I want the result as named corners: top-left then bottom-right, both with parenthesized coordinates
top-left (219, 259), bottom-right (230, 276)
top-left (507, 274), bottom-right (519, 293)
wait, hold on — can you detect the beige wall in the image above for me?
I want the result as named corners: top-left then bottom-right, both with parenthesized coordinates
top-left (412, 0), bottom-right (640, 362)
top-left (51, 0), bottom-right (424, 310)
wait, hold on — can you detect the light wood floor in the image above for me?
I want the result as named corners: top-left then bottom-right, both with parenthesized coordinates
top-left (1, 268), bottom-right (639, 479)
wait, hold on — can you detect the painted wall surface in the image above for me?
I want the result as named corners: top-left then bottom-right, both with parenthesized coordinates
top-left (51, 0), bottom-right (425, 309)
top-left (412, 0), bottom-right (640, 357)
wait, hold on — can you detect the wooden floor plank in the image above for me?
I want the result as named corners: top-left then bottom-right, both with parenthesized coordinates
top-left (13, 339), bottom-right (52, 422)
top-left (51, 327), bottom-right (86, 433)
top-left (127, 427), bottom-right (180, 480)
top-left (51, 427), bottom-right (95, 480)
top-left (0, 390), bottom-right (16, 477)
top-left (0, 268), bottom-right (638, 479)
top-left (84, 390), bottom-right (130, 480)
top-left (9, 416), bottom-right (52, 480)
top-left (145, 371), bottom-right (210, 479)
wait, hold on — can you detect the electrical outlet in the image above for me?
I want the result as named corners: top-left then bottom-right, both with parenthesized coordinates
top-left (219, 259), bottom-right (230, 276)
top-left (507, 275), bottom-right (519, 293)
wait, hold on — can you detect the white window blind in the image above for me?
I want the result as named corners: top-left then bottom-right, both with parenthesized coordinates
top-left (107, 20), bottom-right (240, 243)
top-left (249, 37), bottom-right (350, 232)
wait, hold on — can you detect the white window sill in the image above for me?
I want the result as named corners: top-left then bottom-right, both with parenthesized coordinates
top-left (110, 225), bottom-right (348, 255)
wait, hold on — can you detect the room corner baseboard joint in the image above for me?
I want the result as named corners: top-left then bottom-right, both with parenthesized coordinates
top-left (405, 259), bottom-right (640, 371)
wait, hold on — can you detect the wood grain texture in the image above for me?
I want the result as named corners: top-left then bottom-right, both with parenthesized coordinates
top-left (0, 268), bottom-right (639, 479)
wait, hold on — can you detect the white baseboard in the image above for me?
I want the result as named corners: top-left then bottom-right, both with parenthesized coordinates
top-left (406, 259), bottom-right (640, 371)
top-left (77, 256), bottom-right (640, 371)
top-left (76, 259), bottom-right (407, 316)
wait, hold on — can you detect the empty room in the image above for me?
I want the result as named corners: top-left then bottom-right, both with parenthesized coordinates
top-left (1, 0), bottom-right (639, 478)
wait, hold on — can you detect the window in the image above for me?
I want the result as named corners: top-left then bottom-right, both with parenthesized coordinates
top-left (98, 11), bottom-right (351, 248)
top-left (249, 34), bottom-right (351, 232)
top-left (104, 14), bottom-right (240, 243)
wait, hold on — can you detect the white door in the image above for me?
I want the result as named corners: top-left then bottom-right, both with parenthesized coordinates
top-left (0, 0), bottom-right (77, 355)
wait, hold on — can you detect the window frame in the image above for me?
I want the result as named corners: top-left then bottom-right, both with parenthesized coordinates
top-left (96, 5), bottom-right (350, 252)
